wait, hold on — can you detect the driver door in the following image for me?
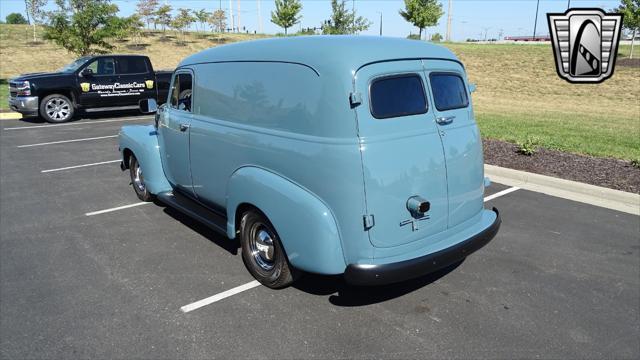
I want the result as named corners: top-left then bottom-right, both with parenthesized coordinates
top-left (77, 57), bottom-right (118, 108)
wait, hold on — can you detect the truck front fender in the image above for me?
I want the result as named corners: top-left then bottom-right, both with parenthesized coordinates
top-left (226, 167), bottom-right (346, 274)
top-left (119, 124), bottom-right (171, 195)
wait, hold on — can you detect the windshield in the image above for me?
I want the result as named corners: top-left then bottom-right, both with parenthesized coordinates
top-left (57, 57), bottom-right (92, 73)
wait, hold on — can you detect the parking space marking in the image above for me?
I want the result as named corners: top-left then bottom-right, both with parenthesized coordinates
top-left (180, 280), bottom-right (262, 313)
top-left (484, 186), bottom-right (520, 202)
top-left (41, 159), bottom-right (121, 173)
top-left (17, 135), bottom-right (118, 148)
top-left (3, 116), bottom-right (152, 131)
top-left (85, 202), bottom-right (150, 216)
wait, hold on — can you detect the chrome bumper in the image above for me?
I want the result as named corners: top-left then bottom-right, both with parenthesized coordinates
top-left (9, 96), bottom-right (39, 116)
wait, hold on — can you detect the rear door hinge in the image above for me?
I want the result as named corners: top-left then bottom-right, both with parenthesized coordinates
top-left (363, 214), bottom-right (375, 230)
top-left (349, 92), bottom-right (362, 108)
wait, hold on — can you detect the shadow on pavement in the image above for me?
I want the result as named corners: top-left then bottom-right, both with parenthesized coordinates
top-left (18, 110), bottom-right (146, 124)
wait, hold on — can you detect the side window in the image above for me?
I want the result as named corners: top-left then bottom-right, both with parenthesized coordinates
top-left (369, 74), bottom-right (427, 119)
top-left (169, 73), bottom-right (193, 112)
top-left (118, 57), bottom-right (148, 74)
top-left (429, 73), bottom-right (469, 111)
top-left (85, 57), bottom-right (115, 75)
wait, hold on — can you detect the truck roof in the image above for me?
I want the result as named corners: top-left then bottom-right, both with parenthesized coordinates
top-left (178, 36), bottom-right (460, 74)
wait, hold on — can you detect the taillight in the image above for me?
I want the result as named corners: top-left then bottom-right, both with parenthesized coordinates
top-left (16, 81), bottom-right (31, 96)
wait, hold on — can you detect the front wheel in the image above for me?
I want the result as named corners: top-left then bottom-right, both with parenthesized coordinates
top-left (39, 94), bottom-right (74, 123)
top-left (240, 210), bottom-right (297, 289)
top-left (129, 155), bottom-right (154, 202)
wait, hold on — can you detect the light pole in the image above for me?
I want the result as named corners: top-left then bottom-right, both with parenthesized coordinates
top-left (377, 11), bottom-right (382, 36)
top-left (567, 0), bottom-right (571, 9)
top-left (533, 0), bottom-right (540, 38)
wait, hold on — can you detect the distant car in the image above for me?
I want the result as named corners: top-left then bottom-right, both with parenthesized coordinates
top-left (119, 37), bottom-right (501, 288)
top-left (8, 55), bottom-right (171, 123)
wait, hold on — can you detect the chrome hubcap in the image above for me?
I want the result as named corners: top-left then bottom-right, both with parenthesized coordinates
top-left (45, 98), bottom-right (71, 121)
top-left (249, 225), bottom-right (275, 271)
top-left (133, 162), bottom-right (146, 192)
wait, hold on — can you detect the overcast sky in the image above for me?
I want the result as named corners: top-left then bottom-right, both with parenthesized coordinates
top-left (0, 0), bottom-right (622, 41)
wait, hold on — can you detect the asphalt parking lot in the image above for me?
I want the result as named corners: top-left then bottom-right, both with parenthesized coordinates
top-left (1, 114), bottom-right (638, 359)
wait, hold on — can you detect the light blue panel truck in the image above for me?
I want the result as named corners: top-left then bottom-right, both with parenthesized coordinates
top-left (119, 36), bottom-right (500, 288)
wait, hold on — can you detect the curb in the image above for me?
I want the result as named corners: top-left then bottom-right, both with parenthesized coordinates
top-left (0, 112), bottom-right (22, 120)
top-left (485, 164), bottom-right (640, 216)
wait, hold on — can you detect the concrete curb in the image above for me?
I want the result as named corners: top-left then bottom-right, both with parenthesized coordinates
top-left (0, 112), bottom-right (22, 120)
top-left (485, 164), bottom-right (640, 216)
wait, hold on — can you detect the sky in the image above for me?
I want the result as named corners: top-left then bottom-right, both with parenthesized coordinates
top-left (0, 0), bottom-right (622, 41)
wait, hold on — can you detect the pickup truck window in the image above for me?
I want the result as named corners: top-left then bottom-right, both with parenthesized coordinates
top-left (369, 74), bottom-right (428, 119)
top-left (85, 57), bottom-right (115, 76)
top-left (429, 73), bottom-right (469, 111)
top-left (170, 73), bottom-right (193, 112)
top-left (58, 56), bottom-right (91, 73)
top-left (118, 57), bottom-right (148, 74)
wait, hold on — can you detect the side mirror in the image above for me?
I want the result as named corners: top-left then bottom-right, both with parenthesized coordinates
top-left (139, 98), bottom-right (158, 114)
top-left (81, 68), bottom-right (93, 77)
top-left (469, 83), bottom-right (477, 93)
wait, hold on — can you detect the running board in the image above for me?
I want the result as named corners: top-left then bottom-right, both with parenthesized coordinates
top-left (157, 191), bottom-right (228, 236)
top-left (85, 105), bottom-right (139, 113)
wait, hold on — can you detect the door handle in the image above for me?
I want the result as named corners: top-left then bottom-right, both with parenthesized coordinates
top-left (179, 123), bottom-right (190, 132)
top-left (436, 116), bottom-right (455, 125)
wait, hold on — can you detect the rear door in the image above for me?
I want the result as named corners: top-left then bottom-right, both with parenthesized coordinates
top-left (424, 61), bottom-right (484, 227)
top-left (115, 56), bottom-right (157, 106)
top-left (355, 60), bottom-right (448, 248)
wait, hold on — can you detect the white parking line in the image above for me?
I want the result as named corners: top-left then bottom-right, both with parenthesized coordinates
top-left (85, 202), bottom-right (150, 216)
top-left (17, 135), bottom-right (118, 148)
top-left (3, 116), bottom-right (152, 131)
top-left (484, 186), bottom-right (520, 202)
top-left (180, 280), bottom-right (262, 313)
top-left (41, 159), bottom-right (121, 173)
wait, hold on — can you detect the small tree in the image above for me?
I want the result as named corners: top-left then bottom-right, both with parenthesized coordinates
top-left (25, 0), bottom-right (47, 42)
top-left (322, 0), bottom-right (371, 35)
top-left (617, 0), bottom-right (640, 59)
top-left (208, 9), bottom-right (227, 33)
top-left (431, 32), bottom-right (442, 42)
top-left (399, 0), bottom-right (443, 40)
top-left (172, 8), bottom-right (195, 42)
top-left (6, 13), bottom-right (29, 24)
top-left (44, 0), bottom-right (124, 56)
top-left (270, 0), bottom-right (302, 35)
top-left (154, 4), bottom-right (172, 32)
top-left (136, 0), bottom-right (158, 29)
top-left (193, 9), bottom-right (209, 32)
top-left (113, 14), bottom-right (144, 47)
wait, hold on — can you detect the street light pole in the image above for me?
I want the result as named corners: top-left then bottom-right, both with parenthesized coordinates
top-left (533, 0), bottom-right (540, 38)
top-left (567, 0), bottom-right (571, 9)
top-left (378, 12), bottom-right (383, 36)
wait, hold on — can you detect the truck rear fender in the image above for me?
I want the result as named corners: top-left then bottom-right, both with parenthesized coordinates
top-left (118, 124), bottom-right (171, 195)
top-left (226, 166), bottom-right (346, 274)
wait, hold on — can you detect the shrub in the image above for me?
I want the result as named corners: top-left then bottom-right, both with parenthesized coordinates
top-left (516, 136), bottom-right (540, 156)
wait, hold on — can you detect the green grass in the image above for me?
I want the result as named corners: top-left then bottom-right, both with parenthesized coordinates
top-left (0, 79), bottom-right (8, 111)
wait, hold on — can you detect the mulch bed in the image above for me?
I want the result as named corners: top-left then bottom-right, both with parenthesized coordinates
top-left (483, 139), bottom-right (640, 194)
top-left (617, 58), bottom-right (640, 68)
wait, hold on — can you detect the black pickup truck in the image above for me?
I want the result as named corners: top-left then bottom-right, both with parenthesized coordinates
top-left (8, 55), bottom-right (171, 123)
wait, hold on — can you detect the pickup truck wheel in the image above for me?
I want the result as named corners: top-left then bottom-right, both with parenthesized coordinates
top-left (129, 155), bottom-right (154, 202)
top-left (40, 94), bottom-right (74, 123)
top-left (240, 211), bottom-right (297, 289)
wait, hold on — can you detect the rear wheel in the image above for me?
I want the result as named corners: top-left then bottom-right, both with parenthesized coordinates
top-left (240, 210), bottom-right (297, 289)
top-left (40, 94), bottom-right (74, 123)
top-left (129, 155), bottom-right (154, 202)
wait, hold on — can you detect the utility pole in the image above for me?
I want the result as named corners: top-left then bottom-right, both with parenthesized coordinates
top-left (257, 0), bottom-right (263, 33)
top-left (446, 0), bottom-right (452, 42)
top-left (533, 0), bottom-right (540, 38)
top-left (237, 0), bottom-right (241, 32)
top-left (229, 0), bottom-right (234, 31)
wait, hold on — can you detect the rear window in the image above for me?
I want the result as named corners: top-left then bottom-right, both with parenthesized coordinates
top-left (118, 57), bottom-right (148, 74)
top-left (429, 73), bottom-right (469, 111)
top-left (369, 74), bottom-right (427, 119)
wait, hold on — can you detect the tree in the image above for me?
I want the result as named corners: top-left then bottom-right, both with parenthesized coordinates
top-left (193, 9), bottom-right (209, 32)
top-left (208, 9), bottom-right (227, 33)
top-left (617, 0), bottom-right (640, 59)
top-left (154, 4), bottom-right (172, 32)
top-left (270, 0), bottom-right (302, 35)
top-left (5, 13), bottom-right (28, 24)
top-left (26, 0), bottom-right (47, 42)
top-left (431, 32), bottom-right (442, 42)
top-left (113, 14), bottom-right (144, 46)
top-left (322, 0), bottom-right (371, 35)
top-left (44, 0), bottom-right (125, 56)
top-left (399, 0), bottom-right (443, 40)
top-left (172, 8), bottom-right (195, 42)
top-left (136, 0), bottom-right (158, 29)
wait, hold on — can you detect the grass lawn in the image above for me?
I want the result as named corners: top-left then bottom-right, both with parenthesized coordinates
top-left (0, 79), bottom-right (8, 111)
top-left (0, 24), bottom-right (637, 160)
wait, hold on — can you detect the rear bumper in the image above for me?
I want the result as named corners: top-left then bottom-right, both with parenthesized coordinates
top-left (344, 207), bottom-right (501, 286)
top-left (9, 96), bottom-right (39, 116)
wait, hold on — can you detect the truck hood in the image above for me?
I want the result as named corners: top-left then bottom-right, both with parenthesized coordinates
top-left (11, 72), bottom-right (71, 82)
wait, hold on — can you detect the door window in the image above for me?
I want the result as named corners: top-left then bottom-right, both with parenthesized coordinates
top-left (369, 74), bottom-right (427, 119)
top-left (169, 73), bottom-right (193, 112)
top-left (429, 73), bottom-right (469, 111)
top-left (85, 57), bottom-right (115, 75)
top-left (117, 57), bottom-right (148, 74)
